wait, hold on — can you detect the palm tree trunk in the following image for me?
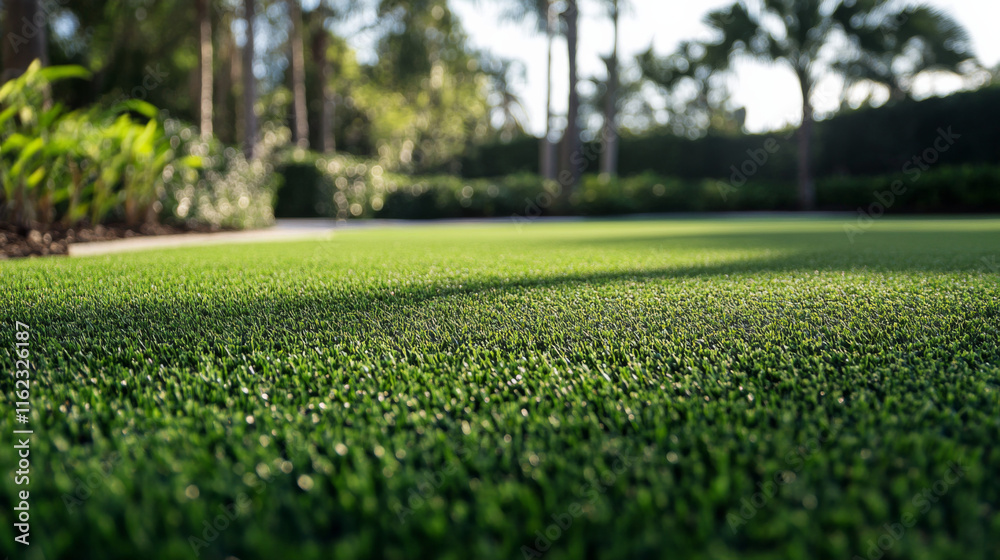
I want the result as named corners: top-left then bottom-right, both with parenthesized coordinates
top-left (310, 17), bottom-right (335, 153)
top-left (232, 19), bottom-right (244, 145)
top-left (287, 0), bottom-right (309, 148)
top-left (2, 0), bottom-right (47, 83)
top-left (196, 0), bottom-right (214, 140)
top-left (215, 14), bottom-right (234, 144)
top-left (561, 0), bottom-right (582, 192)
top-left (796, 70), bottom-right (816, 210)
top-left (224, 19), bottom-right (241, 145)
top-left (600, 0), bottom-right (619, 177)
top-left (541, 0), bottom-right (556, 180)
top-left (242, 0), bottom-right (257, 159)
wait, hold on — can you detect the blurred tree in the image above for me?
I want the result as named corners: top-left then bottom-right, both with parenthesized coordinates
top-left (306, 4), bottom-right (334, 152)
top-left (215, 8), bottom-right (238, 145)
top-left (54, 1), bottom-right (193, 113)
top-left (362, 0), bottom-right (491, 171)
top-left (598, 0), bottom-right (623, 177)
top-left (638, 42), bottom-right (746, 138)
top-left (483, 57), bottom-right (530, 142)
top-left (492, 0), bottom-right (558, 178)
top-left (832, 1), bottom-right (975, 102)
top-left (480, 0), bottom-right (579, 184)
top-left (541, 0), bottom-right (557, 179)
top-left (303, 0), bottom-right (363, 154)
top-left (287, 0), bottom-right (308, 148)
top-left (697, 0), bottom-right (842, 210)
top-left (307, 30), bottom-right (366, 154)
top-left (2, 0), bottom-right (48, 82)
top-left (661, 0), bottom-right (975, 210)
top-left (242, 0), bottom-right (257, 158)
top-left (560, 0), bottom-right (581, 190)
top-left (196, 0), bottom-right (213, 140)
top-left (582, 64), bottom-right (655, 138)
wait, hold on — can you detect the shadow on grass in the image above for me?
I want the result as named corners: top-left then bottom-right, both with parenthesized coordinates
top-left (19, 227), bottom-right (998, 375)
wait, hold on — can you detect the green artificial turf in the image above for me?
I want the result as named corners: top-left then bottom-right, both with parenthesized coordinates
top-left (2, 217), bottom-right (999, 560)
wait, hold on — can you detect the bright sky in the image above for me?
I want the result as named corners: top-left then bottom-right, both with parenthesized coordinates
top-left (442, 0), bottom-right (1000, 135)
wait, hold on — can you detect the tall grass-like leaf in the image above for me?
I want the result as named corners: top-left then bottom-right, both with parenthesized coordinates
top-left (0, 105), bottom-right (19, 128)
top-left (26, 167), bottom-right (46, 188)
top-left (37, 65), bottom-right (93, 82)
top-left (10, 137), bottom-right (45, 177)
top-left (112, 99), bottom-right (159, 119)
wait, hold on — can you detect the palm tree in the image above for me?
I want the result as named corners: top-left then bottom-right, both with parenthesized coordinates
top-left (599, 0), bottom-right (622, 177)
top-left (2, 0), bottom-right (48, 83)
top-left (242, 0), bottom-right (257, 158)
top-left (832, 2), bottom-right (974, 102)
top-left (542, 0), bottom-right (557, 180)
top-left (287, 0), bottom-right (309, 148)
top-left (196, 0), bottom-right (214, 140)
top-left (701, 0), bottom-right (840, 210)
top-left (493, 0), bottom-right (558, 178)
top-left (638, 42), bottom-right (746, 138)
top-left (307, 0), bottom-right (365, 153)
top-left (308, 6), bottom-right (336, 153)
top-left (561, 0), bottom-right (581, 190)
top-left (582, 65), bottom-right (656, 138)
top-left (485, 58), bottom-right (531, 141)
top-left (697, 0), bottom-right (975, 209)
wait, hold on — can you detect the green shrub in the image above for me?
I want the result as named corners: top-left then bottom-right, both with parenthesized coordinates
top-left (379, 173), bottom-right (564, 219)
top-left (278, 158), bottom-right (1000, 219)
top-left (818, 164), bottom-right (1000, 213)
top-left (276, 152), bottom-right (397, 220)
top-left (1, 60), bottom-right (279, 231)
top-left (161, 123), bottom-right (286, 229)
top-left (276, 160), bottom-right (557, 220)
top-left (0, 61), bottom-right (205, 229)
top-left (574, 173), bottom-right (800, 214)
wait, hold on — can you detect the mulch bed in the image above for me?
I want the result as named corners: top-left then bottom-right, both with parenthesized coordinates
top-left (0, 222), bottom-right (225, 259)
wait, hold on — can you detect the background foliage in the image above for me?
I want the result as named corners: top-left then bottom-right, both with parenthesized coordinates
top-left (275, 160), bottom-right (1000, 219)
top-left (461, 85), bottom-right (1000, 181)
top-left (1, 0), bottom-right (997, 229)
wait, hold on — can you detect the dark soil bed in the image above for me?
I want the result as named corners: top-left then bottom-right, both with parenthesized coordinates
top-left (0, 223), bottom-right (226, 259)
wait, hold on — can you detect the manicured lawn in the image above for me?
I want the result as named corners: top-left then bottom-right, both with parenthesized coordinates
top-left (2, 217), bottom-right (999, 560)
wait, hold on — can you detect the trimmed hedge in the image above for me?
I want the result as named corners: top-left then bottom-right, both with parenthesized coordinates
top-left (818, 164), bottom-right (1000, 213)
top-left (460, 85), bottom-right (1000, 180)
top-left (275, 160), bottom-right (1000, 219)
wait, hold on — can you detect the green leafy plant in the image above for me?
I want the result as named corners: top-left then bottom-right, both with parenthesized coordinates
top-left (0, 61), bottom-right (91, 227)
top-left (0, 60), bottom-right (205, 230)
top-left (160, 121), bottom-right (284, 230)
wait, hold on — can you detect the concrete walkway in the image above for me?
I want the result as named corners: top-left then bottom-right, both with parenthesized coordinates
top-left (66, 217), bottom-right (573, 257)
top-left (66, 218), bottom-right (521, 257)
top-left (67, 221), bottom-right (331, 257)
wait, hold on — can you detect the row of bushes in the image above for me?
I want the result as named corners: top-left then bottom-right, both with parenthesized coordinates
top-left (460, 85), bottom-right (1000, 180)
top-left (276, 158), bottom-right (1000, 219)
top-left (275, 153), bottom-right (558, 220)
top-left (161, 124), bottom-right (285, 230)
top-left (0, 62), bottom-right (280, 231)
